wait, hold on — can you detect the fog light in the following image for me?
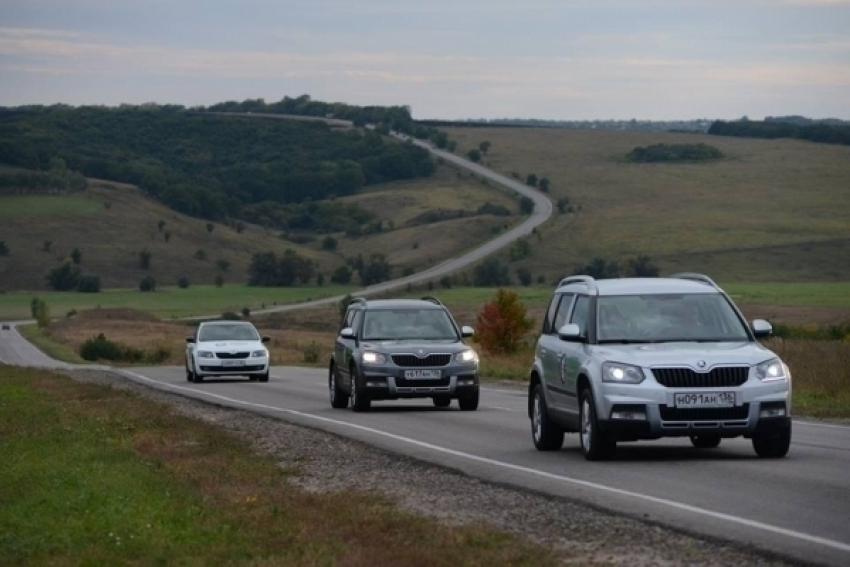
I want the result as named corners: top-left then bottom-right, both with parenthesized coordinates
top-left (366, 381), bottom-right (387, 388)
top-left (458, 379), bottom-right (475, 386)
top-left (760, 406), bottom-right (786, 418)
top-left (611, 410), bottom-right (647, 420)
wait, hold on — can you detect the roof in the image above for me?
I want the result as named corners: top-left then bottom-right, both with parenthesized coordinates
top-left (357, 298), bottom-right (445, 310)
top-left (557, 277), bottom-right (723, 297)
top-left (200, 320), bottom-right (255, 326)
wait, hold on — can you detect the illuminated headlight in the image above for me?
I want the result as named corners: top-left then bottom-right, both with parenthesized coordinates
top-left (196, 350), bottom-right (214, 358)
top-left (362, 351), bottom-right (387, 365)
top-left (454, 349), bottom-right (478, 364)
top-left (601, 362), bottom-right (645, 384)
top-left (251, 349), bottom-right (268, 358)
top-left (755, 358), bottom-right (788, 382)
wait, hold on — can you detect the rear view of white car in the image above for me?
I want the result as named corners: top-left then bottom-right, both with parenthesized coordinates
top-left (186, 321), bottom-right (270, 383)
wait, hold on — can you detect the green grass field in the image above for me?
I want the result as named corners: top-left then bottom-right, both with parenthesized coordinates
top-left (0, 284), bottom-right (357, 320)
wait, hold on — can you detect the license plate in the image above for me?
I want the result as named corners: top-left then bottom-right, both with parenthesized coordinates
top-left (221, 360), bottom-right (245, 367)
top-left (674, 391), bottom-right (736, 408)
top-left (404, 369), bottom-right (441, 379)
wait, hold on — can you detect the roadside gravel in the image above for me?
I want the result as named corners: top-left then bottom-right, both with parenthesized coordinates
top-left (63, 368), bottom-right (802, 567)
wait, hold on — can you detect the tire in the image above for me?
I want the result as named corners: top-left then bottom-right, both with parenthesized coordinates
top-left (531, 384), bottom-right (564, 451)
top-left (350, 366), bottom-right (371, 412)
top-left (433, 396), bottom-right (451, 408)
top-left (458, 390), bottom-right (479, 411)
top-left (752, 423), bottom-right (791, 458)
top-left (329, 365), bottom-right (349, 409)
top-left (257, 372), bottom-right (269, 383)
top-left (185, 361), bottom-right (194, 382)
top-left (579, 388), bottom-right (616, 461)
top-left (191, 361), bottom-right (204, 383)
top-left (690, 435), bottom-right (722, 449)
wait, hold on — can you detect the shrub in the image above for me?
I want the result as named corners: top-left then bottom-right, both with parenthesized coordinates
top-left (76, 275), bottom-right (101, 293)
top-left (139, 275), bottom-right (156, 292)
top-left (46, 261), bottom-right (81, 291)
top-left (221, 311), bottom-right (240, 320)
top-left (302, 341), bottom-right (322, 364)
top-left (627, 143), bottom-right (724, 163)
top-left (214, 274), bottom-right (225, 287)
top-left (322, 235), bottom-right (338, 251)
top-left (71, 247), bottom-right (82, 264)
top-left (138, 249), bottom-right (152, 269)
top-left (66, 309), bottom-right (77, 318)
top-left (241, 307), bottom-right (251, 317)
top-left (79, 333), bottom-right (167, 363)
top-left (474, 289), bottom-right (534, 354)
top-left (194, 249), bottom-right (207, 261)
top-left (34, 300), bottom-right (50, 328)
top-left (0, 241), bottom-right (8, 256)
top-left (177, 275), bottom-right (190, 289)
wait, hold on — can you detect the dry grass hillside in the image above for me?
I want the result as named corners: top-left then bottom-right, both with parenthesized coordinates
top-left (443, 127), bottom-right (850, 283)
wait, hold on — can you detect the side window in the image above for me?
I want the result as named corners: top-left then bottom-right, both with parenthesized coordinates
top-left (351, 310), bottom-right (363, 335)
top-left (570, 296), bottom-right (590, 336)
top-left (551, 293), bottom-right (575, 333)
top-left (543, 294), bottom-right (561, 333)
top-left (342, 307), bottom-right (356, 330)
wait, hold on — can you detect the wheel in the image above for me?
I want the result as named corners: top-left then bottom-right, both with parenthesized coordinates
top-left (579, 388), bottom-right (616, 461)
top-left (531, 384), bottom-right (564, 451)
top-left (350, 366), bottom-right (371, 412)
top-left (257, 372), bottom-right (269, 383)
top-left (329, 365), bottom-right (349, 409)
top-left (191, 361), bottom-right (204, 383)
top-left (458, 390), bottom-right (479, 411)
top-left (185, 360), bottom-right (194, 382)
top-left (432, 396), bottom-right (451, 408)
top-left (690, 435), bottom-right (722, 449)
top-left (752, 423), bottom-right (791, 458)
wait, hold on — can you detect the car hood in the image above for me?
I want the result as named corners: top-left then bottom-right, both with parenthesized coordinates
top-left (360, 339), bottom-right (469, 354)
top-left (595, 341), bottom-right (776, 368)
top-left (196, 341), bottom-right (261, 350)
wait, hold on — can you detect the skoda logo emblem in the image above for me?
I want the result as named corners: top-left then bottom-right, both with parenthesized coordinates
top-left (697, 360), bottom-right (707, 368)
top-left (417, 349), bottom-right (426, 357)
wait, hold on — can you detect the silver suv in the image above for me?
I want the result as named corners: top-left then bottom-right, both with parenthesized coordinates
top-left (528, 273), bottom-right (792, 460)
top-left (329, 297), bottom-right (480, 412)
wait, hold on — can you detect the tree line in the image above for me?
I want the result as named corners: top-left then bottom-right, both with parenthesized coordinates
top-left (709, 120), bottom-right (850, 146)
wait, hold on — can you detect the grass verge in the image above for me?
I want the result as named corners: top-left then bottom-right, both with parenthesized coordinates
top-left (15, 324), bottom-right (87, 364)
top-left (0, 365), bottom-right (558, 566)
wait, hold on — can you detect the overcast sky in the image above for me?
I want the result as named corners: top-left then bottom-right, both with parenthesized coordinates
top-left (1, 0), bottom-right (848, 120)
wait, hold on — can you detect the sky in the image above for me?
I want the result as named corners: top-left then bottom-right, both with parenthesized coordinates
top-left (1, 0), bottom-right (849, 121)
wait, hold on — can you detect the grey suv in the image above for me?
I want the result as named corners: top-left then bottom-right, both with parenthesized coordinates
top-left (528, 273), bottom-right (792, 460)
top-left (329, 297), bottom-right (480, 412)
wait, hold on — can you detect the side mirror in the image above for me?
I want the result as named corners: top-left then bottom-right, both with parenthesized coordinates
top-left (186, 337), bottom-right (196, 343)
top-left (461, 325), bottom-right (474, 338)
top-left (557, 323), bottom-right (583, 342)
top-left (261, 336), bottom-right (271, 343)
top-left (751, 319), bottom-right (773, 338)
top-left (340, 327), bottom-right (356, 339)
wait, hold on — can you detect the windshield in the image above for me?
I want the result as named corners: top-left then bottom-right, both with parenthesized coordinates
top-left (596, 293), bottom-right (750, 343)
top-left (362, 309), bottom-right (458, 341)
top-left (198, 324), bottom-right (260, 342)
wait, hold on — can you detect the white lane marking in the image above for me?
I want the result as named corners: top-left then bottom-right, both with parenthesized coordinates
top-left (121, 369), bottom-right (850, 556)
top-left (795, 420), bottom-right (850, 430)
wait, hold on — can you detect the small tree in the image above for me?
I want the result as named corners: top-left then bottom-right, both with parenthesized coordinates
top-left (474, 289), bottom-right (534, 354)
top-left (76, 275), bottom-right (101, 293)
top-left (467, 149), bottom-right (481, 163)
top-left (43, 240), bottom-right (52, 252)
top-left (214, 274), bottom-right (225, 287)
top-left (206, 222), bottom-right (215, 234)
top-left (516, 267), bottom-right (532, 286)
top-left (216, 258), bottom-right (230, 272)
top-left (625, 255), bottom-right (660, 277)
top-left (194, 249), bottom-right (207, 261)
top-left (35, 300), bottom-right (50, 328)
top-left (317, 272), bottom-right (325, 286)
top-left (158, 220), bottom-right (166, 233)
top-left (525, 173), bottom-right (538, 187)
top-left (519, 196), bottom-right (534, 214)
top-left (177, 275), bottom-right (190, 289)
top-left (138, 249), bottom-right (152, 269)
top-left (0, 241), bottom-right (8, 256)
top-left (46, 261), bottom-right (81, 291)
top-left (164, 231), bottom-right (171, 243)
top-left (322, 236), bottom-right (338, 251)
top-left (71, 247), bottom-right (82, 265)
top-left (139, 275), bottom-right (156, 292)
top-left (331, 265), bottom-right (352, 284)
top-left (479, 141), bottom-right (491, 154)
top-left (539, 177), bottom-right (550, 192)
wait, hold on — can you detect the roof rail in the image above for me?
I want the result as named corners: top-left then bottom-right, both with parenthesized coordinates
top-left (420, 296), bottom-right (444, 306)
top-left (557, 275), bottom-right (596, 289)
top-left (347, 296), bottom-right (368, 306)
top-left (669, 272), bottom-right (721, 289)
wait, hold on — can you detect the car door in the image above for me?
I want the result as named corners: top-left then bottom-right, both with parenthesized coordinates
top-left (186, 325), bottom-right (201, 369)
top-left (558, 295), bottom-right (590, 417)
top-left (538, 293), bottom-right (574, 411)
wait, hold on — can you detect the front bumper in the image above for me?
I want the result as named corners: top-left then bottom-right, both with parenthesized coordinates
top-left (595, 376), bottom-right (790, 440)
top-left (197, 356), bottom-right (269, 375)
top-left (360, 364), bottom-right (479, 399)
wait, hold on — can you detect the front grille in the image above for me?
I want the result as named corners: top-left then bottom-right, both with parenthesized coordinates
top-left (660, 404), bottom-right (750, 422)
top-left (652, 366), bottom-right (749, 388)
top-left (216, 352), bottom-right (250, 360)
top-left (391, 354), bottom-right (452, 367)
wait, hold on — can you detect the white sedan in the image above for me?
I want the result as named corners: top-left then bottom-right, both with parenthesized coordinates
top-left (185, 320), bottom-right (270, 383)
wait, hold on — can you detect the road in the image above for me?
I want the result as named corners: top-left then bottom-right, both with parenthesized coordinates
top-left (2, 324), bottom-right (849, 566)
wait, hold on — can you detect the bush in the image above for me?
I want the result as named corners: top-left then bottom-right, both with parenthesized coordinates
top-left (474, 289), bottom-right (534, 354)
top-left (221, 311), bottom-right (240, 320)
top-left (46, 261), bottom-right (81, 291)
top-left (627, 143), bottom-right (724, 163)
top-left (0, 241), bottom-right (9, 256)
top-left (241, 307), bottom-right (251, 317)
top-left (214, 274), bottom-right (225, 287)
top-left (139, 275), bottom-right (156, 292)
top-left (76, 275), bottom-right (101, 293)
top-left (177, 275), bottom-right (190, 289)
top-left (79, 332), bottom-right (169, 363)
top-left (138, 249), bottom-right (151, 269)
top-left (302, 341), bottom-right (322, 364)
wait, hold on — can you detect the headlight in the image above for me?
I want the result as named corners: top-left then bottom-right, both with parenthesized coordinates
top-left (601, 362), bottom-right (645, 384)
top-left (197, 350), bottom-right (214, 358)
top-left (755, 358), bottom-right (788, 382)
top-left (454, 349), bottom-right (478, 364)
top-left (362, 351), bottom-right (387, 365)
top-left (251, 350), bottom-right (268, 358)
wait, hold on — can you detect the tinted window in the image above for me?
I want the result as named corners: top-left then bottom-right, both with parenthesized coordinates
top-left (198, 324), bottom-right (259, 342)
top-left (363, 309), bottom-right (458, 340)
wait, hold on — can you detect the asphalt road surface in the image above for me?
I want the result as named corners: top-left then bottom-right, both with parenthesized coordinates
top-left (2, 324), bottom-right (848, 566)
